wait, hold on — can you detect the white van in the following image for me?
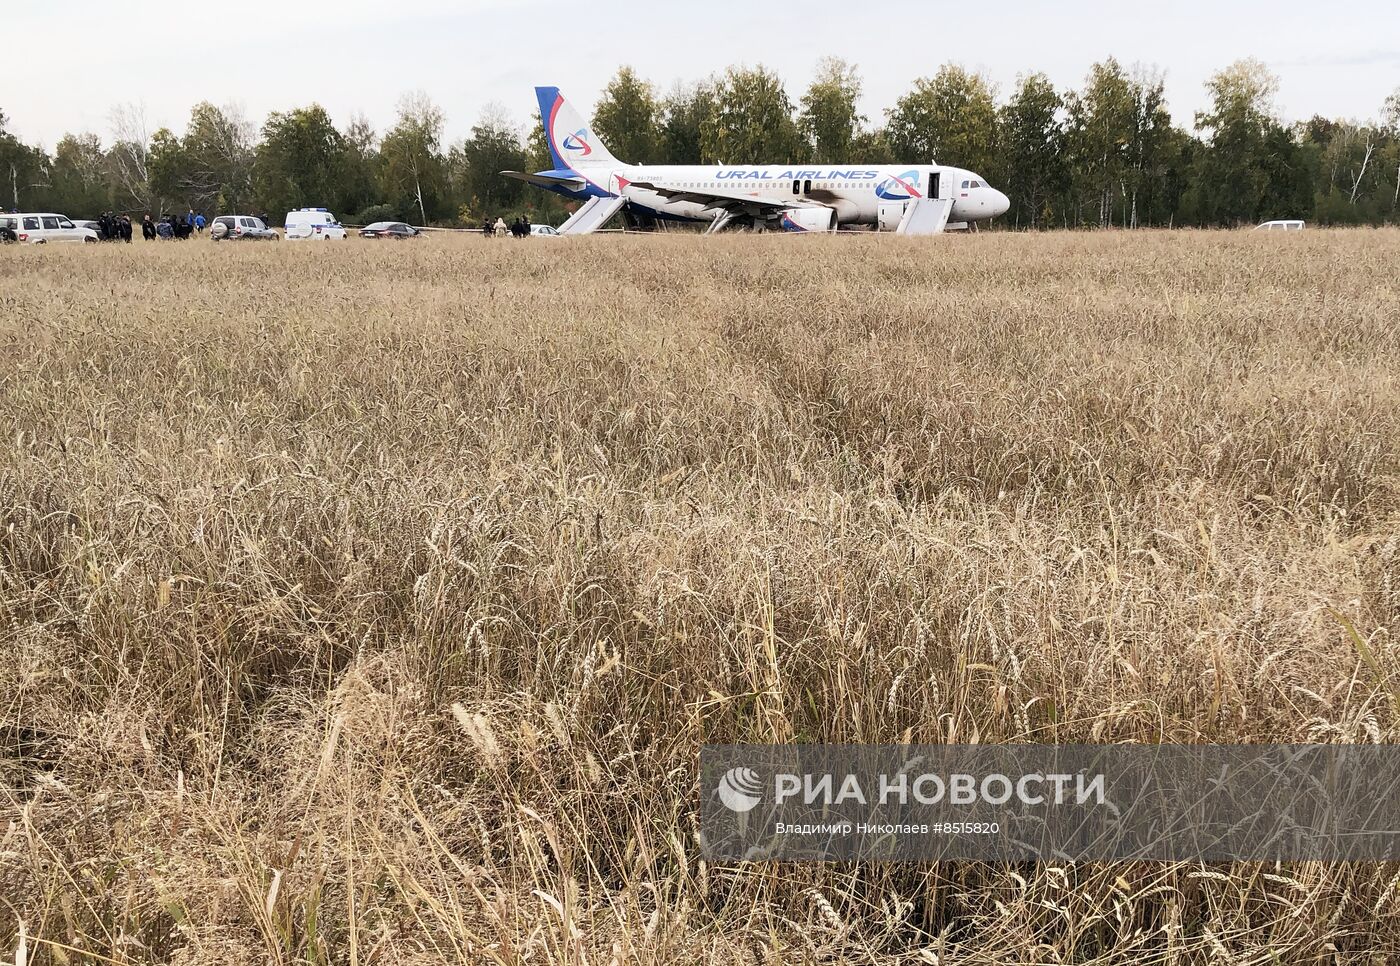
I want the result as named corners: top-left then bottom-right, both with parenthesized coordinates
top-left (1254, 220), bottom-right (1305, 231)
top-left (284, 208), bottom-right (347, 241)
top-left (5, 213), bottom-right (99, 244)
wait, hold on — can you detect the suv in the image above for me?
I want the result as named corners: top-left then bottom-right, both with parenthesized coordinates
top-left (210, 215), bottom-right (279, 241)
top-left (284, 208), bottom-right (347, 241)
top-left (4, 213), bottom-right (99, 243)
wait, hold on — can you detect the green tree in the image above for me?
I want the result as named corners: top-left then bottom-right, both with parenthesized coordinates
top-left (1257, 121), bottom-right (1314, 221)
top-left (526, 111), bottom-right (552, 171)
top-left (702, 66), bottom-right (805, 163)
top-left (146, 127), bottom-right (187, 213)
top-left (519, 111), bottom-right (570, 224)
top-left (379, 92), bottom-right (448, 224)
top-left (1125, 69), bottom-right (1177, 227)
top-left (591, 67), bottom-right (659, 163)
top-left (0, 108), bottom-right (49, 211)
top-left (449, 106), bottom-right (529, 223)
top-left (1306, 119), bottom-right (1385, 223)
top-left (799, 57), bottom-right (865, 163)
top-left (885, 65), bottom-right (998, 174)
top-left (141, 103), bottom-right (255, 214)
top-left (1064, 58), bottom-right (1138, 226)
top-left (1381, 90), bottom-right (1400, 218)
top-left (657, 81), bottom-right (715, 164)
top-left (339, 114), bottom-right (381, 219)
top-left (1193, 58), bottom-right (1289, 224)
top-left (179, 101), bottom-right (256, 212)
top-left (47, 132), bottom-right (110, 215)
top-left (999, 72), bottom-right (1067, 228)
top-left (254, 105), bottom-right (348, 217)
top-left (851, 126), bottom-right (895, 164)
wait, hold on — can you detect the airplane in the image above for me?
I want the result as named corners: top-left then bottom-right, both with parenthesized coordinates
top-left (503, 86), bottom-right (1010, 235)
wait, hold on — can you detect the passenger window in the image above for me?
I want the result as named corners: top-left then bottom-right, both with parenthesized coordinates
top-left (23, 217), bottom-right (39, 230)
top-left (59, 219), bottom-right (74, 229)
top-left (42, 216), bottom-right (60, 229)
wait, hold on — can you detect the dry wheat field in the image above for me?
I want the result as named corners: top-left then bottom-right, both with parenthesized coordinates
top-left (2, 229), bottom-right (1400, 964)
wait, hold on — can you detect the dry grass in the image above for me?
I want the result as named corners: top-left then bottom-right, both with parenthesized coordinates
top-left (2, 229), bottom-right (1399, 963)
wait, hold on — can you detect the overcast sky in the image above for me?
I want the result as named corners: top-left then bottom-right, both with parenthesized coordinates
top-left (7, 0), bottom-right (1399, 151)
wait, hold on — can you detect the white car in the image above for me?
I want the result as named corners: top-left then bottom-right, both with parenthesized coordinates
top-left (1254, 219), bottom-right (1305, 231)
top-left (210, 215), bottom-right (279, 241)
top-left (285, 208), bottom-right (347, 241)
top-left (5, 212), bottom-right (99, 244)
top-left (529, 224), bottom-right (562, 237)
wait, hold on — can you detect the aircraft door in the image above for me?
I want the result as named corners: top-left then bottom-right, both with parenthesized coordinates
top-left (930, 170), bottom-right (941, 199)
top-left (878, 201), bottom-right (907, 231)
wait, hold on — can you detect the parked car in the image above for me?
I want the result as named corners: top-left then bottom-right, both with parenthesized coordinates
top-left (529, 224), bottom-right (562, 237)
top-left (358, 221), bottom-right (422, 239)
top-left (210, 215), bottom-right (279, 241)
top-left (285, 208), bottom-right (347, 240)
top-left (4, 212), bottom-right (99, 243)
top-left (1254, 219), bottom-right (1305, 231)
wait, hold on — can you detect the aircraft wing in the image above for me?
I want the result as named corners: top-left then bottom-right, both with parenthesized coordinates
top-left (501, 170), bottom-right (587, 190)
top-left (627, 179), bottom-right (830, 215)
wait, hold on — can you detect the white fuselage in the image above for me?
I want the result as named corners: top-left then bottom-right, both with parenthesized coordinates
top-left (560, 163), bottom-right (1009, 228)
top-left (520, 87), bottom-right (1010, 232)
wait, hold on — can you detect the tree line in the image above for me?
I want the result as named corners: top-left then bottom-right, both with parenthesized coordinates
top-left (2, 57), bottom-right (1397, 228)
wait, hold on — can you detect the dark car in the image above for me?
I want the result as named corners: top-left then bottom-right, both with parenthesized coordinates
top-left (358, 221), bottom-right (421, 239)
top-left (0, 215), bottom-right (17, 243)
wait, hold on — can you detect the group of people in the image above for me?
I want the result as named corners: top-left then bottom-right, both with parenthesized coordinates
top-left (483, 215), bottom-right (534, 238)
top-left (140, 210), bottom-right (207, 241)
top-left (94, 212), bottom-right (134, 242)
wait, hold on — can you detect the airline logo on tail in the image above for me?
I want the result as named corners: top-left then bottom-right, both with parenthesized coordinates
top-left (875, 170), bottom-right (923, 201)
top-left (537, 86), bottom-right (617, 173)
top-left (561, 128), bottom-right (593, 156)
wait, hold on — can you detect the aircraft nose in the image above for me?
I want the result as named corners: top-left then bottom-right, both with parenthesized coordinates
top-left (991, 188), bottom-right (1010, 218)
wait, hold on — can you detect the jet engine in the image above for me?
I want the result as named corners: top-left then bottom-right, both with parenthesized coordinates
top-left (776, 207), bottom-right (836, 232)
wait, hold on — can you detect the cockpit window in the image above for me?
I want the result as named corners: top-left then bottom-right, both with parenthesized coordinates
top-left (969, 180), bottom-right (982, 188)
top-left (960, 180), bottom-right (970, 189)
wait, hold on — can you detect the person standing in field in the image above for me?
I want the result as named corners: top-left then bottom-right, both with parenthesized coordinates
top-left (142, 214), bottom-right (155, 240)
top-left (494, 216), bottom-right (507, 238)
top-left (195, 212), bottom-right (206, 233)
top-left (121, 215), bottom-right (132, 243)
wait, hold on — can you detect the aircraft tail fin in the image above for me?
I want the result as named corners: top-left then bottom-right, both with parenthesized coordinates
top-left (535, 86), bottom-right (621, 170)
